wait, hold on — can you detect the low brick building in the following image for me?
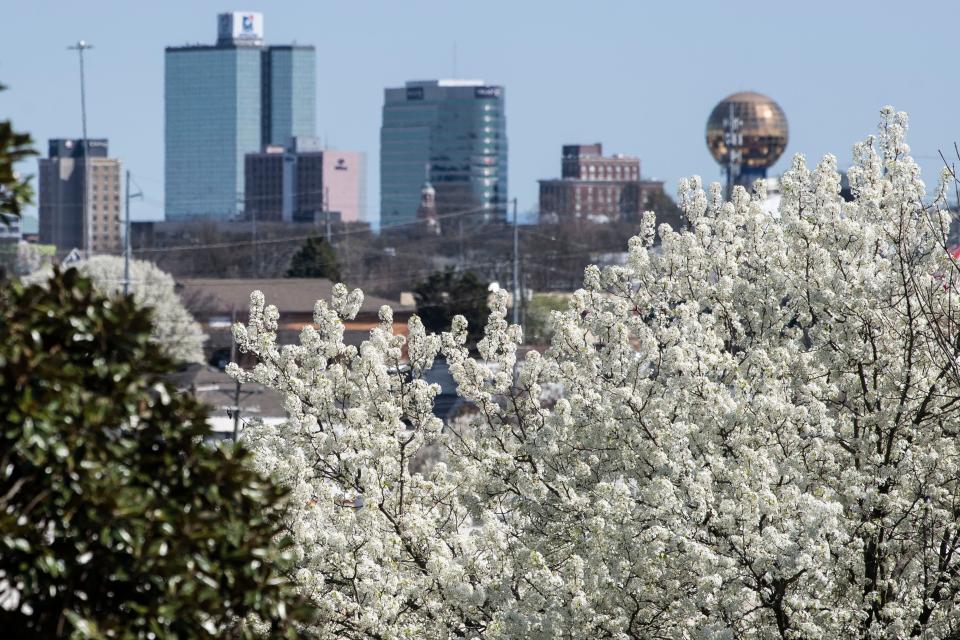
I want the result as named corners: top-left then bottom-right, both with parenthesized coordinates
top-left (178, 278), bottom-right (416, 367)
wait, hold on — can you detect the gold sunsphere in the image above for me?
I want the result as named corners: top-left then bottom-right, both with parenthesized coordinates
top-left (705, 91), bottom-right (789, 171)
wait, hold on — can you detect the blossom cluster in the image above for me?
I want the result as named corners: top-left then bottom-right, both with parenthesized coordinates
top-left (29, 255), bottom-right (206, 363)
top-left (231, 108), bottom-right (960, 639)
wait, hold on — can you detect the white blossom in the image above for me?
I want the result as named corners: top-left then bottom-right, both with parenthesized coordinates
top-left (30, 255), bottom-right (206, 363)
top-left (232, 108), bottom-right (960, 639)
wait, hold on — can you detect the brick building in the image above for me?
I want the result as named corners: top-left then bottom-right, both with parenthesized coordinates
top-left (538, 143), bottom-right (664, 223)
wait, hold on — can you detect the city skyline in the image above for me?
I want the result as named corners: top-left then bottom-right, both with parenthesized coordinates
top-left (4, 1), bottom-right (959, 225)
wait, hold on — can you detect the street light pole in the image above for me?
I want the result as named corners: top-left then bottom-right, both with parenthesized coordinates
top-left (68, 40), bottom-right (93, 257)
top-left (123, 170), bottom-right (142, 296)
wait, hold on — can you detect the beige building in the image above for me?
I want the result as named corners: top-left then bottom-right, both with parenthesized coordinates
top-left (39, 138), bottom-right (122, 255)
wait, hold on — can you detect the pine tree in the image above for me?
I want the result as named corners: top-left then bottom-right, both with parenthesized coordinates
top-left (286, 236), bottom-right (341, 281)
top-left (413, 268), bottom-right (489, 346)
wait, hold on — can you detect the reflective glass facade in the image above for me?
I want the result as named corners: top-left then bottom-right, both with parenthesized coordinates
top-left (380, 80), bottom-right (507, 229)
top-left (165, 41), bottom-right (315, 221)
top-left (166, 47), bottom-right (262, 219)
top-left (262, 46), bottom-right (316, 147)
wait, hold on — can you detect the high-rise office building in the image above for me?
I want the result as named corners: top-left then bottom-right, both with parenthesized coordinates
top-left (261, 46), bottom-right (316, 147)
top-left (165, 12), bottom-right (316, 220)
top-left (39, 139), bottom-right (122, 254)
top-left (380, 80), bottom-right (507, 229)
top-left (245, 137), bottom-right (366, 224)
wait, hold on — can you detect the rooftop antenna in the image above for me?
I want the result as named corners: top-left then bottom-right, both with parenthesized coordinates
top-left (722, 101), bottom-right (743, 200)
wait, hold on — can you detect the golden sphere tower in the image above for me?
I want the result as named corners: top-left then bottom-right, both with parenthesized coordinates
top-left (705, 91), bottom-right (788, 196)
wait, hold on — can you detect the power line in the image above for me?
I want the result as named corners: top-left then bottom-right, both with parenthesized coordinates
top-left (123, 203), bottom-right (501, 255)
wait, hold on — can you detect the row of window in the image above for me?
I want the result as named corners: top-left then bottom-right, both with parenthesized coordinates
top-left (578, 165), bottom-right (639, 181)
top-left (573, 186), bottom-right (624, 200)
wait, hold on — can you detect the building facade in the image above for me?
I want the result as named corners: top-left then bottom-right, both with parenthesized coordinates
top-left (245, 137), bottom-right (366, 224)
top-left (538, 143), bottom-right (664, 223)
top-left (39, 139), bottom-right (122, 254)
top-left (165, 12), bottom-right (316, 220)
top-left (261, 46), bottom-right (316, 147)
top-left (381, 80), bottom-right (507, 229)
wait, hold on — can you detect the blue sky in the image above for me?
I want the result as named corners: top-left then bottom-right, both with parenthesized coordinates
top-left (4, 0), bottom-right (958, 222)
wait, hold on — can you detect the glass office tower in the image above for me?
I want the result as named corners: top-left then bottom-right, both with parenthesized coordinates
top-left (165, 46), bottom-right (262, 219)
top-left (380, 80), bottom-right (507, 229)
top-left (165, 13), bottom-right (316, 220)
top-left (262, 46), bottom-right (316, 147)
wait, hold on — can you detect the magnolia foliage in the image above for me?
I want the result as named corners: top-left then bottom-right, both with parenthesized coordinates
top-left (230, 109), bottom-right (960, 639)
top-left (32, 255), bottom-right (206, 363)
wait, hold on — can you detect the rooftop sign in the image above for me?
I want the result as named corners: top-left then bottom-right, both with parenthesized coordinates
top-left (217, 12), bottom-right (264, 46)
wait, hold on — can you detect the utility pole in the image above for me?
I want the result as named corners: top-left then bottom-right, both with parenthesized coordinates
top-left (123, 170), bottom-right (142, 296)
top-left (723, 101), bottom-right (743, 200)
top-left (512, 197), bottom-right (520, 326)
top-left (68, 40), bottom-right (93, 257)
top-left (230, 306), bottom-right (241, 441)
top-left (223, 305), bottom-right (262, 442)
top-left (232, 375), bottom-right (242, 441)
top-left (247, 192), bottom-right (257, 277)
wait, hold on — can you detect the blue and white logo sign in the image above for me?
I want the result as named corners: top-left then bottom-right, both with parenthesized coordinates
top-left (217, 12), bottom-right (263, 45)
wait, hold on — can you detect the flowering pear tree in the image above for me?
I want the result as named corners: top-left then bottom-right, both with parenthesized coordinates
top-left (32, 255), bottom-right (206, 363)
top-left (230, 108), bottom-right (960, 639)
